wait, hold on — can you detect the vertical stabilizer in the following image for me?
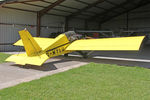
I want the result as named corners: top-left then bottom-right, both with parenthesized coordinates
top-left (19, 29), bottom-right (42, 56)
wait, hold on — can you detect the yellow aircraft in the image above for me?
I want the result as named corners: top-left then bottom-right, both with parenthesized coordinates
top-left (6, 29), bottom-right (145, 66)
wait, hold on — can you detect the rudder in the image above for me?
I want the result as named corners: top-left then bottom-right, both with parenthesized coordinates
top-left (19, 29), bottom-right (42, 56)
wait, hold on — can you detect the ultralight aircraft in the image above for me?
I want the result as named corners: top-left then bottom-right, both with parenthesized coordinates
top-left (6, 29), bottom-right (145, 66)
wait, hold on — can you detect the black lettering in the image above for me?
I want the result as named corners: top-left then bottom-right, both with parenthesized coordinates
top-left (46, 52), bottom-right (49, 57)
top-left (62, 47), bottom-right (65, 51)
top-left (56, 49), bottom-right (59, 54)
top-left (59, 48), bottom-right (61, 53)
top-left (53, 50), bottom-right (55, 55)
top-left (49, 52), bottom-right (51, 55)
top-left (57, 49), bottom-right (59, 53)
top-left (55, 50), bottom-right (57, 54)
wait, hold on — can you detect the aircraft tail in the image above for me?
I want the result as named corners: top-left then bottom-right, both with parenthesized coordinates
top-left (18, 29), bottom-right (42, 56)
top-left (6, 29), bottom-right (72, 66)
top-left (5, 29), bottom-right (48, 66)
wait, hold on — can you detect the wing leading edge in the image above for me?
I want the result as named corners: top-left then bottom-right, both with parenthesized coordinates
top-left (66, 36), bottom-right (145, 51)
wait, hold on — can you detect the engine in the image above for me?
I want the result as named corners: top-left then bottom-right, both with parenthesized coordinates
top-left (64, 31), bottom-right (83, 42)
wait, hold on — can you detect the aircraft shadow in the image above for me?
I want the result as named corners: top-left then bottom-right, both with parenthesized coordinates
top-left (11, 58), bottom-right (72, 71)
top-left (10, 54), bottom-right (150, 71)
top-left (60, 56), bottom-right (150, 69)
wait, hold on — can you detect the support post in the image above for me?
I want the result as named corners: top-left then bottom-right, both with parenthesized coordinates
top-left (64, 17), bottom-right (69, 32)
top-left (36, 0), bottom-right (66, 36)
top-left (36, 12), bottom-right (41, 37)
top-left (84, 20), bottom-right (88, 30)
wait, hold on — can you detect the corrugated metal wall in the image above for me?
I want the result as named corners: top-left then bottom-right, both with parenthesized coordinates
top-left (40, 15), bottom-right (65, 37)
top-left (0, 7), bottom-right (96, 51)
top-left (0, 8), bottom-right (36, 51)
top-left (100, 4), bottom-right (150, 60)
top-left (102, 4), bottom-right (150, 32)
top-left (68, 19), bottom-right (85, 30)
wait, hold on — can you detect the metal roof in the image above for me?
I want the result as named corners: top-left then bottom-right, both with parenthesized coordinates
top-left (1, 0), bottom-right (150, 23)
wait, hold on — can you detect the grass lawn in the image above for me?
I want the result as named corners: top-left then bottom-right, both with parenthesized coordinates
top-left (0, 63), bottom-right (150, 100)
top-left (0, 53), bottom-right (11, 63)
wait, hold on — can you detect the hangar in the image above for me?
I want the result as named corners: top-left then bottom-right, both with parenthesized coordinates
top-left (0, 0), bottom-right (150, 60)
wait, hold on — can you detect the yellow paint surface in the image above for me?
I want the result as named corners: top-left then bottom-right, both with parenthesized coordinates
top-left (66, 36), bottom-right (145, 51)
top-left (44, 34), bottom-right (69, 51)
top-left (6, 53), bottom-right (49, 66)
top-left (18, 30), bottom-right (42, 56)
top-left (6, 29), bottom-right (145, 66)
top-left (14, 37), bottom-right (54, 50)
top-left (6, 30), bottom-right (72, 66)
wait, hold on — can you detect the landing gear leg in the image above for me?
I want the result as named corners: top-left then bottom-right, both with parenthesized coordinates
top-left (64, 53), bottom-right (68, 57)
top-left (77, 51), bottom-right (94, 58)
top-left (77, 51), bottom-right (88, 58)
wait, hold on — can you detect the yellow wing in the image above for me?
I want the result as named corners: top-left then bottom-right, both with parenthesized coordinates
top-left (14, 37), bottom-right (54, 50)
top-left (66, 36), bottom-right (145, 51)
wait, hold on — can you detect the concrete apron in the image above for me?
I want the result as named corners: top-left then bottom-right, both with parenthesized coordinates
top-left (1, 51), bottom-right (150, 90)
top-left (0, 57), bottom-right (88, 90)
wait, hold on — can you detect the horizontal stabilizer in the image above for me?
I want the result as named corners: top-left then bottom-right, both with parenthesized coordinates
top-left (14, 37), bottom-right (54, 50)
top-left (66, 36), bottom-right (145, 51)
top-left (5, 53), bottom-right (49, 66)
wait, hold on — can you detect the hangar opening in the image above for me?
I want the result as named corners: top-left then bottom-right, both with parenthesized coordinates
top-left (0, 0), bottom-right (150, 60)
